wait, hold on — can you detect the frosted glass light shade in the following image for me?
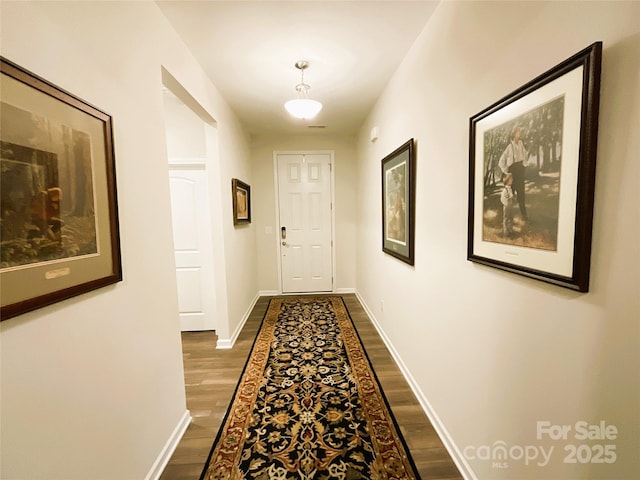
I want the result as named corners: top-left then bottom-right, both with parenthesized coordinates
top-left (284, 98), bottom-right (323, 119)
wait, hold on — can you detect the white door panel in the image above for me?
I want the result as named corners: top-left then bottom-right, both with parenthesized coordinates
top-left (169, 167), bottom-right (216, 331)
top-left (277, 153), bottom-right (333, 293)
top-left (175, 268), bottom-right (203, 312)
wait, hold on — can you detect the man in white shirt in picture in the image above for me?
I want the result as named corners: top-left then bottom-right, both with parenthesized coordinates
top-left (499, 124), bottom-right (529, 222)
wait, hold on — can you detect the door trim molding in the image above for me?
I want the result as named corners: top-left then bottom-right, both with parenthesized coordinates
top-left (273, 150), bottom-right (335, 294)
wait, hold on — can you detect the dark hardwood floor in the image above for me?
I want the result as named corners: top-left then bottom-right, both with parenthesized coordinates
top-left (159, 294), bottom-right (462, 480)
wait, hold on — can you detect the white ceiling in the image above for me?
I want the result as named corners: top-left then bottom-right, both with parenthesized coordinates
top-left (156, 1), bottom-right (439, 136)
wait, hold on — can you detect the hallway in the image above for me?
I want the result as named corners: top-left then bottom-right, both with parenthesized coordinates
top-left (2, 3), bottom-right (638, 480)
top-left (160, 295), bottom-right (462, 480)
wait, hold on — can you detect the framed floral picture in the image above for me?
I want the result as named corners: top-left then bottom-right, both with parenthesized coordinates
top-left (232, 178), bottom-right (251, 225)
top-left (382, 139), bottom-right (415, 265)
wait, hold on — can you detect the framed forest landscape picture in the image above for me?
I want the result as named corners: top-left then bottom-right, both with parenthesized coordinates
top-left (468, 42), bottom-right (602, 292)
top-left (1, 58), bottom-right (122, 320)
top-left (382, 138), bottom-right (415, 265)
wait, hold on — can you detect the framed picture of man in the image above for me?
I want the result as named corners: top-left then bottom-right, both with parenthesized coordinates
top-left (467, 42), bottom-right (602, 292)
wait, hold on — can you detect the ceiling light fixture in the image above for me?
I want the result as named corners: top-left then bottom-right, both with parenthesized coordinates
top-left (284, 60), bottom-right (323, 120)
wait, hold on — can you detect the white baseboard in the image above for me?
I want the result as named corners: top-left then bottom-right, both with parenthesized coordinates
top-left (145, 409), bottom-right (191, 480)
top-left (216, 292), bottom-right (261, 349)
top-left (335, 287), bottom-right (356, 294)
top-left (354, 291), bottom-right (476, 480)
top-left (258, 290), bottom-right (279, 296)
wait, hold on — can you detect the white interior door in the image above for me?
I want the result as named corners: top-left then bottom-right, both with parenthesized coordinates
top-left (169, 165), bottom-right (216, 331)
top-left (277, 153), bottom-right (333, 293)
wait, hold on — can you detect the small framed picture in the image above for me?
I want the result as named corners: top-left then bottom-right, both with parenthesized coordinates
top-left (468, 42), bottom-right (602, 291)
top-left (232, 178), bottom-right (251, 225)
top-left (381, 139), bottom-right (415, 265)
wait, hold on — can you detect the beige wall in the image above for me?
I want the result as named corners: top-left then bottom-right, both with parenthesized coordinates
top-left (355, 1), bottom-right (639, 479)
top-left (251, 134), bottom-right (357, 293)
top-left (0, 1), bottom-right (256, 479)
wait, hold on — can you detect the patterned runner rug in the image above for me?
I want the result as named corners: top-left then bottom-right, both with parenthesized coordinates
top-left (200, 296), bottom-right (420, 480)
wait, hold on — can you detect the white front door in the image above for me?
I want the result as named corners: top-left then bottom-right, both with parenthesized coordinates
top-left (276, 152), bottom-right (333, 293)
top-left (169, 165), bottom-right (216, 331)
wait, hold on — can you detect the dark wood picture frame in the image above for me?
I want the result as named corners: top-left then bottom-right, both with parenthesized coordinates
top-left (1, 57), bottom-right (122, 320)
top-left (382, 139), bottom-right (415, 265)
top-left (468, 42), bottom-right (602, 292)
top-left (232, 178), bottom-right (251, 225)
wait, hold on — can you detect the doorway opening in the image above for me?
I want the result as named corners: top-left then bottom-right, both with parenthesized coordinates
top-left (161, 70), bottom-right (219, 333)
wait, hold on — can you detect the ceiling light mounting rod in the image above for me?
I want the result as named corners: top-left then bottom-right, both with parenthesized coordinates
top-left (295, 60), bottom-right (309, 94)
top-left (284, 60), bottom-right (323, 120)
